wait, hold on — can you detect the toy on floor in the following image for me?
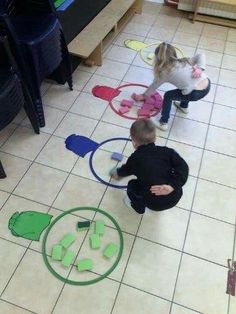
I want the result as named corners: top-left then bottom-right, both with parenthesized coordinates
top-left (61, 250), bottom-right (76, 267)
top-left (77, 259), bottom-right (93, 272)
top-left (90, 233), bottom-right (101, 249)
top-left (119, 99), bottom-right (134, 114)
top-left (121, 99), bottom-right (134, 108)
top-left (51, 244), bottom-right (63, 261)
top-left (95, 220), bottom-right (105, 235)
top-left (131, 91), bottom-right (163, 118)
top-left (111, 152), bottom-right (123, 162)
top-left (77, 221), bottom-right (91, 232)
top-left (103, 243), bottom-right (118, 259)
top-left (60, 233), bottom-right (76, 249)
top-left (119, 106), bottom-right (130, 114)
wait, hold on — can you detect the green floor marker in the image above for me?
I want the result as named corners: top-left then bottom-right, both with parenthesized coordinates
top-left (77, 259), bottom-right (93, 272)
top-left (90, 233), bottom-right (100, 249)
top-left (95, 220), bottom-right (104, 235)
top-left (8, 211), bottom-right (53, 241)
top-left (51, 244), bottom-right (63, 261)
top-left (61, 250), bottom-right (75, 267)
top-left (60, 233), bottom-right (75, 249)
top-left (77, 221), bottom-right (90, 231)
top-left (103, 243), bottom-right (118, 259)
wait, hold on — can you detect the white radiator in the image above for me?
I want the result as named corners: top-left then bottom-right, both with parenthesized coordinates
top-left (178, 0), bottom-right (236, 19)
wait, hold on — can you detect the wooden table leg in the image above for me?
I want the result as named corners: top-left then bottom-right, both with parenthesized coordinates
top-left (193, 0), bottom-right (202, 23)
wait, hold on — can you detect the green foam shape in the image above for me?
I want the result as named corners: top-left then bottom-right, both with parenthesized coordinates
top-left (90, 233), bottom-right (100, 249)
top-left (61, 250), bottom-right (75, 267)
top-left (103, 243), bottom-right (118, 259)
top-left (51, 244), bottom-right (63, 261)
top-left (77, 259), bottom-right (93, 272)
top-left (77, 221), bottom-right (90, 231)
top-left (95, 220), bottom-right (104, 235)
top-left (60, 233), bottom-right (75, 249)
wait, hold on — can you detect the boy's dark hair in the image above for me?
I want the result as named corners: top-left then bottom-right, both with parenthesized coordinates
top-left (130, 119), bottom-right (156, 145)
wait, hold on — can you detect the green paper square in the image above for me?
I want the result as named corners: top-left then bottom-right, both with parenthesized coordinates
top-left (90, 233), bottom-right (100, 249)
top-left (51, 244), bottom-right (63, 261)
top-left (60, 233), bottom-right (75, 249)
top-left (95, 220), bottom-right (104, 235)
top-left (77, 259), bottom-right (93, 271)
top-left (103, 243), bottom-right (118, 259)
top-left (61, 250), bottom-right (75, 267)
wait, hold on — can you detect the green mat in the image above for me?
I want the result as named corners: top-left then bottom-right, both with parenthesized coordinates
top-left (8, 211), bottom-right (53, 241)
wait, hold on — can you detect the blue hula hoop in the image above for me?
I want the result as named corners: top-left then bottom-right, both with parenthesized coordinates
top-left (89, 137), bottom-right (132, 189)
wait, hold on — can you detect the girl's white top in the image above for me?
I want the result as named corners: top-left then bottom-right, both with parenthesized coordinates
top-left (145, 53), bottom-right (207, 96)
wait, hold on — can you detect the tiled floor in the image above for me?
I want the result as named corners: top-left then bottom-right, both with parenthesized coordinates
top-left (0, 1), bottom-right (236, 313)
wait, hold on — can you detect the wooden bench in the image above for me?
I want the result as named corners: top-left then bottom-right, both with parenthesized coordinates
top-left (190, 0), bottom-right (236, 28)
top-left (68, 0), bottom-right (143, 66)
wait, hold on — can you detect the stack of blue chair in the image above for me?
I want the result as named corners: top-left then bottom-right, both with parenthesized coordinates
top-left (0, 35), bottom-right (40, 178)
top-left (0, 0), bottom-right (73, 127)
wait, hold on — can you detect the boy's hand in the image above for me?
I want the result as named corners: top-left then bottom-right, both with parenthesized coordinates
top-left (109, 167), bottom-right (121, 180)
top-left (191, 65), bottom-right (202, 78)
top-left (150, 184), bottom-right (174, 196)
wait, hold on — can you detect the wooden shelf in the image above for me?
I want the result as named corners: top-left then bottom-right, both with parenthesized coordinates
top-left (68, 0), bottom-right (143, 66)
top-left (189, 12), bottom-right (236, 28)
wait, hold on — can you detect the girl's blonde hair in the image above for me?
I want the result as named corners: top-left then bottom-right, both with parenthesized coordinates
top-left (130, 119), bottom-right (156, 145)
top-left (154, 42), bottom-right (190, 77)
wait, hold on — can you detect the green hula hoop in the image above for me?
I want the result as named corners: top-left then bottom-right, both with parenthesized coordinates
top-left (42, 207), bottom-right (124, 285)
top-left (140, 42), bottom-right (184, 66)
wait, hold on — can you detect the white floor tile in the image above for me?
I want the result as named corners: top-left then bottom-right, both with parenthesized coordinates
top-left (0, 300), bottom-right (30, 314)
top-left (123, 22), bottom-right (151, 37)
top-left (174, 254), bottom-right (228, 314)
top-left (211, 104), bottom-right (236, 131)
top-left (0, 238), bottom-right (26, 295)
top-left (215, 85), bottom-right (236, 109)
top-left (184, 212), bottom-right (234, 265)
top-left (138, 207), bottom-right (189, 250)
top-left (54, 112), bottom-right (98, 139)
top-left (1, 126), bottom-right (50, 161)
top-left (2, 250), bottom-right (64, 314)
top-left (0, 153), bottom-right (31, 193)
top-left (193, 179), bottom-right (236, 224)
top-left (0, 124), bottom-right (17, 147)
top-left (53, 278), bottom-right (119, 314)
top-left (200, 150), bottom-right (236, 188)
top-left (14, 163), bottom-right (67, 205)
top-left (113, 285), bottom-right (171, 314)
top-left (169, 117), bottom-right (208, 148)
top-left (206, 125), bottom-right (236, 157)
top-left (36, 136), bottom-right (78, 172)
top-left (123, 237), bottom-right (181, 299)
top-left (43, 85), bottom-right (80, 111)
top-left (95, 59), bottom-right (130, 80)
top-left (53, 174), bottom-right (106, 212)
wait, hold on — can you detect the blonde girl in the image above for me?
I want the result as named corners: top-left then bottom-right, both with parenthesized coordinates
top-left (135, 42), bottom-right (210, 131)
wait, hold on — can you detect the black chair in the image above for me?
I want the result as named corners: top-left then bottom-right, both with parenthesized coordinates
top-left (0, 35), bottom-right (39, 178)
top-left (0, 0), bottom-right (73, 127)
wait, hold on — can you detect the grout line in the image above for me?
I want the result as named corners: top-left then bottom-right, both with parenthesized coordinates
top-left (0, 298), bottom-right (37, 313)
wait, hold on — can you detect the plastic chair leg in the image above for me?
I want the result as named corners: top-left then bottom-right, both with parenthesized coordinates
top-left (60, 32), bottom-right (73, 91)
top-left (0, 161), bottom-right (7, 179)
top-left (22, 81), bottom-right (40, 134)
